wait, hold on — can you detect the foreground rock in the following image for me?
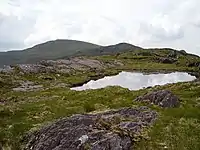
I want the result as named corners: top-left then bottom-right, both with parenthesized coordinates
top-left (135, 90), bottom-right (180, 108)
top-left (25, 107), bottom-right (157, 150)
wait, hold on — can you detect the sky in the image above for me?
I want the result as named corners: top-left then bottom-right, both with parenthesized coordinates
top-left (0, 0), bottom-right (200, 55)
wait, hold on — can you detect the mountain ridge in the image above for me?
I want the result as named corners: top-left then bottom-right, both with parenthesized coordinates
top-left (0, 39), bottom-right (199, 67)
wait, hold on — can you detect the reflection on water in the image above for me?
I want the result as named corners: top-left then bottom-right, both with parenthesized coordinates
top-left (71, 71), bottom-right (196, 91)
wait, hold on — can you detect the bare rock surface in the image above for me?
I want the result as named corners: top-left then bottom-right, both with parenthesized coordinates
top-left (13, 81), bottom-right (43, 92)
top-left (187, 61), bottom-right (200, 68)
top-left (0, 66), bottom-right (15, 74)
top-left (25, 106), bottom-right (157, 150)
top-left (154, 57), bottom-right (177, 64)
top-left (1, 58), bottom-right (123, 74)
top-left (135, 90), bottom-right (180, 108)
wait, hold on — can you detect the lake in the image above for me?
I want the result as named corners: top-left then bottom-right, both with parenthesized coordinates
top-left (71, 71), bottom-right (196, 91)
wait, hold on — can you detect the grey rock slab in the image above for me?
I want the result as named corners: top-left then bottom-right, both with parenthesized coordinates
top-left (25, 107), bottom-right (157, 150)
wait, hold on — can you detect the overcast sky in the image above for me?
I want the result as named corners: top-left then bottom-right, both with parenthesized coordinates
top-left (0, 0), bottom-right (200, 55)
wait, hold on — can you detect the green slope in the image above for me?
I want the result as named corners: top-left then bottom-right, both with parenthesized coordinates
top-left (71, 42), bottom-right (143, 57)
top-left (0, 39), bottom-right (199, 69)
top-left (0, 39), bottom-right (100, 67)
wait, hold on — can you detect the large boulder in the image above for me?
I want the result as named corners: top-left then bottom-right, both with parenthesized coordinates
top-left (135, 90), bottom-right (180, 108)
top-left (25, 107), bottom-right (157, 150)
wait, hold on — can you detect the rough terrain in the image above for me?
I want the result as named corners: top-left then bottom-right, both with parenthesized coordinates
top-left (0, 48), bottom-right (200, 150)
top-left (135, 90), bottom-right (180, 108)
top-left (1, 57), bottom-right (123, 74)
top-left (25, 107), bottom-right (157, 150)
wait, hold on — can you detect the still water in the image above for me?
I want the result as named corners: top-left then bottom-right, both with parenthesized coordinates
top-left (71, 71), bottom-right (196, 91)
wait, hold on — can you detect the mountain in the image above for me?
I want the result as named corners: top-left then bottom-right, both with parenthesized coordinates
top-left (0, 40), bottom-right (100, 67)
top-left (0, 39), bottom-right (198, 67)
top-left (0, 40), bottom-right (143, 67)
top-left (71, 42), bottom-right (143, 57)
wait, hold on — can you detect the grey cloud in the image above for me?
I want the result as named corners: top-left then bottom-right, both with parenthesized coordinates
top-left (0, 41), bottom-right (23, 51)
top-left (139, 22), bottom-right (184, 42)
top-left (193, 19), bottom-right (200, 27)
top-left (0, 13), bottom-right (36, 50)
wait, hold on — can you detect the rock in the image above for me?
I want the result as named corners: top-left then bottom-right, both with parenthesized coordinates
top-left (17, 64), bottom-right (56, 74)
top-left (54, 83), bottom-right (70, 88)
top-left (114, 60), bottom-right (124, 66)
top-left (179, 50), bottom-right (187, 55)
top-left (13, 81), bottom-right (43, 92)
top-left (187, 62), bottom-right (200, 68)
top-left (135, 90), bottom-right (180, 108)
top-left (167, 51), bottom-right (177, 58)
top-left (137, 51), bottom-right (153, 56)
top-left (1, 57), bottom-right (123, 75)
top-left (154, 57), bottom-right (177, 64)
top-left (0, 66), bottom-right (15, 74)
top-left (71, 58), bottom-right (104, 69)
top-left (0, 99), bottom-right (6, 105)
top-left (25, 107), bottom-right (157, 150)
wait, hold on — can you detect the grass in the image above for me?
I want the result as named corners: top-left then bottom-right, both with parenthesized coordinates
top-left (0, 49), bottom-right (200, 149)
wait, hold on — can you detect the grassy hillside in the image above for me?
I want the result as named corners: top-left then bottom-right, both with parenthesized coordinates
top-left (0, 39), bottom-right (198, 68)
top-left (70, 42), bottom-right (142, 57)
top-left (0, 40), bottom-right (143, 67)
top-left (0, 40), bottom-right (100, 67)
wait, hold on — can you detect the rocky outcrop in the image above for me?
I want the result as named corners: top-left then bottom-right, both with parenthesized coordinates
top-left (0, 66), bottom-right (15, 74)
top-left (154, 57), bottom-right (177, 64)
top-left (1, 58), bottom-right (124, 74)
top-left (167, 51), bottom-right (177, 58)
top-left (135, 90), bottom-right (180, 108)
top-left (179, 50), bottom-right (187, 55)
top-left (13, 81), bottom-right (43, 92)
top-left (25, 106), bottom-right (157, 150)
top-left (187, 61), bottom-right (200, 68)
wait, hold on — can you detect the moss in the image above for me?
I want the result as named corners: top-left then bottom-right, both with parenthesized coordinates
top-left (83, 102), bottom-right (96, 112)
top-left (97, 118), bottom-right (112, 130)
top-left (84, 143), bottom-right (91, 150)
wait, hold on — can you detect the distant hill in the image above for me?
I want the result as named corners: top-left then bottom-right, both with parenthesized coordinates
top-left (0, 40), bottom-right (100, 67)
top-left (0, 40), bottom-right (143, 67)
top-left (0, 39), bottom-right (199, 67)
top-left (71, 43), bottom-right (143, 57)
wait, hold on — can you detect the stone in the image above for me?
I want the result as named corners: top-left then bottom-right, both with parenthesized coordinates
top-left (187, 62), bottom-right (200, 68)
top-left (179, 50), bottom-right (187, 55)
top-left (154, 57), bottom-right (177, 64)
top-left (135, 90), bottom-right (180, 108)
top-left (167, 51), bottom-right (177, 58)
top-left (0, 65), bottom-right (15, 74)
top-left (25, 107), bottom-right (157, 150)
top-left (12, 81), bottom-right (43, 92)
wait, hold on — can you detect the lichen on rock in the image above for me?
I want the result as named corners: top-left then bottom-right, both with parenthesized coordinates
top-left (25, 106), bottom-right (157, 150)
top-left (135, 90), bottom-right (180, 108)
